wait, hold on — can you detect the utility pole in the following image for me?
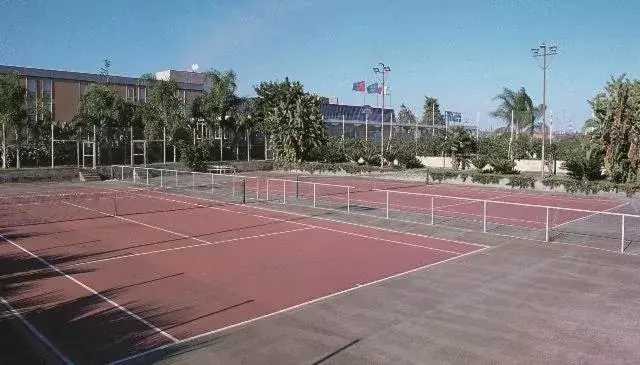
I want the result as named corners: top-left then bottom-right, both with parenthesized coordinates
top-left (373, 63), bottom-right (391, 166)
top-left (531, 42), bottom-right (558, 179)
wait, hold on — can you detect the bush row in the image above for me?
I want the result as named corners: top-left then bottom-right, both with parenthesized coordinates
top-left (274, 161), bottom-right (396, 174)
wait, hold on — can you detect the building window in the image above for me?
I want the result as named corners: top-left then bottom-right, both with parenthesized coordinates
top-left (79, 81), bottom-right (89, 95)
top-left (41, 78), bottom-right (53, 118)
top-left (126, 85), bottom-right (136, 102)
top-left (138, 86), bottom-right (146, 103)
top-left (26, 78), bottom-right (37, 121)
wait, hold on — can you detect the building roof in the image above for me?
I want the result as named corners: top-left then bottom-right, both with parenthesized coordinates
top-left (320, 102), bottom-right (395, 124)
top-left (0, 64), bottom-right (206, 91)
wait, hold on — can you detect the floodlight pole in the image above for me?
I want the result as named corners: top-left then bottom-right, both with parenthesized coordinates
top-left (531, 42), bottom-right (558, 179)
top-left (373, 63), bottom-right (390, 167)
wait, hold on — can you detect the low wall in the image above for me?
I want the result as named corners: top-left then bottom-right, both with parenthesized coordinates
top-left (0, 167), bottom-right (80, 183)
top-left (417, 156), bottom-right (567, 174)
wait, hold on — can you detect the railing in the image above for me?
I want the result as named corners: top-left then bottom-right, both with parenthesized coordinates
top-left (110, 165), bottom-right (639, 255)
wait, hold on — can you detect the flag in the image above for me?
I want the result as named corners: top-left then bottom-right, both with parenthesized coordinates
top-left (445, 111), bottom-right (462, 123)
top-left (366, 83), bottom-right (379, 94)
top-left (352, 81), bottom-right (365, 92)
top-left (376, 86), bottom-right (389, 95)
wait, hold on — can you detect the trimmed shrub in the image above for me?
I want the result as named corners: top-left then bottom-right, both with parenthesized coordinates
top-left (181, 143), bottom-right (209, 172)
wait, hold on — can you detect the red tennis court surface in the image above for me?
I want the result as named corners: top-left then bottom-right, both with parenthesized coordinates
top-left (0, 186), bottom-right (485, 364)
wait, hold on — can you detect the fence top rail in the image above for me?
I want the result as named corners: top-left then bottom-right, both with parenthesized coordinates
top-left (266, 177), bottom-right (354, 189)
top-left (373, 188), bottom-right (639, 219)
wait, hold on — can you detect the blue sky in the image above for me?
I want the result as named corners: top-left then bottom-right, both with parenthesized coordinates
top-left (1, 0), bottom-right (638, 131)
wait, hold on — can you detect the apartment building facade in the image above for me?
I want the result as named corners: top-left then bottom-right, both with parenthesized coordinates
top-left (0, 65), bottom-right (208, 124)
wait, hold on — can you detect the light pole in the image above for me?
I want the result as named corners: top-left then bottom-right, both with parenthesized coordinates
top-left (531, 42), bottom-right (558, 179)
top-left (373, 63), bottom-right (391, 166)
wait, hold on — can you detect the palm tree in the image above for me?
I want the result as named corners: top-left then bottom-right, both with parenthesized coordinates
top-left (587, 75), bottom-right (640, 182)
top-left (491, 87), bottom-right (538, 137)
top-left (443, 127), bottom-right (477, 170)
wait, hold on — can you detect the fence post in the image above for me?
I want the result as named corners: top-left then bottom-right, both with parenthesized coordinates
top-left (545, 207), bottom-right (550, 242)
top-left (192, 172), bottom-right (195, 191)
top-left (283, 180), bottom-right (286, 204)
top-left (266, 179), bottom-right (270, 201)
top-left (430, 196), bottom-right (434, 225)
top-left (386, 190), bottom-right (390, 219)
top-left (110, 166), bottom-right (113, 180)
top-left (232, 176), bottom-right (236, 197)
top-left (256, 178), bottom-right (260, 200)
top-left (296, 176), bottom-right (299, 199)
top-left (347, 186), bottom-right (350, 213)
top-left (483, 200), bottom-right (487, 233)
top-left (146, 168), bottom-right (149, 185)
top-left (211, 173), bottom-right (214, 194)
top-left (121, 166), bottom-right (124, 181)
top-left (313, 183), bottom-right (316, 208)
top-left (175, 170), bottom-right (178, 188)
top-left (621, 214), bottom-right (626, 253)
top-left (160, 169), bottom-right (163, 188)
top-left (133, 167), bottom-right (137, 183)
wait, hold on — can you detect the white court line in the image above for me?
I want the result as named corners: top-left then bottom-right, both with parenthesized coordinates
top-left (0, 296), bottom-right (73, 364)
top-left (108, 245), bottom-right (490, 365)
top-left (108, 189), bottom-right (467, 256)
top-left (0, 232), bottom-right (179, 343)
top-left (63, 227), bottom-right (313, 268)
top-left (551, 201), bottom-right (631, 230)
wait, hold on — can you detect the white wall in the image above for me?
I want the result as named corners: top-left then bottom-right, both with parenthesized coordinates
top-left (417, 156), bottom-right (568, 174)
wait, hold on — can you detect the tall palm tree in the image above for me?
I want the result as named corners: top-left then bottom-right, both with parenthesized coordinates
top-left (491, 87), bottom-right (537, 136)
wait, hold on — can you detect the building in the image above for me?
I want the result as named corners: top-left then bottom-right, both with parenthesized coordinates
top-left (0, 64), bottom-right (208, 124)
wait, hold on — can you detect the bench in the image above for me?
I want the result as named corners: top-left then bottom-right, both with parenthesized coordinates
top-left (207, 165), bottom-right (236, 174)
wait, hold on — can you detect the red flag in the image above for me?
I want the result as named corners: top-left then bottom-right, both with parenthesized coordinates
top-left (352, 81), bottom-right (365, 92)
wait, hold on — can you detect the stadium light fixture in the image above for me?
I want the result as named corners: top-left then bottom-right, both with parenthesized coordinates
top-left (531, 42), bottom-right (558, 179)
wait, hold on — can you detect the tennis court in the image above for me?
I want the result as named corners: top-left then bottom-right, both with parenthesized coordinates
top-left (0, 183), bottom-right (485, 364)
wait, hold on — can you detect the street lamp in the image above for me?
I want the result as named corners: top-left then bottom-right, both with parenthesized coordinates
top-left (373, 63), bottom-right (391, 166)
top-left (531, 42), bottom-right (558, 179)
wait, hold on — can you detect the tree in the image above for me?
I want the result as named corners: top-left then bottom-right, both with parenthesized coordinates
top-left (490, 87), bottom-right (538, 137)
top-left (254, 78), bottom-right (326, 163)
top-left (142, 76), bottom-right (189, 158)
top-left (587, 75), bottom-right (640, 183)
top-left (75, 84), bottom-right (132, 164)
top-left (0, 72), bottom-right (27, 167)
top-left (397, 104), bottom-right (417, 125)
top-left (443, 127), bottom-right (477, 170)
top-left (202, 69), bottom-right (238, 136)
top-left (422, 97), bottom-right (444, 127)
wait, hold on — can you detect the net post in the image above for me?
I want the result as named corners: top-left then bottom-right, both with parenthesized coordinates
top-left (483, 200), bottom-right (487, 233)
top-left (121, 166), bottom-right (124, 181)
top-left (313, 183), bottom-right (316, 208)
top-left (621, 214), bottom-right (626, 253)
top-left (242, 179), bottom-right (246, 204)
top-left (386, 190), bottom-right (390, 219)
top-left (160, 169), bottom-right (163, 188)
top-left (545, 207), bottom-right (550, 242)
top-left (296, 176), bottom-right (299, 199)
top-left (283, 180), bottom-right (286, 204)
top-left (347, 186), bottom-right (350, 213)
top-left (430, 196), bottom-right (434, 225)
